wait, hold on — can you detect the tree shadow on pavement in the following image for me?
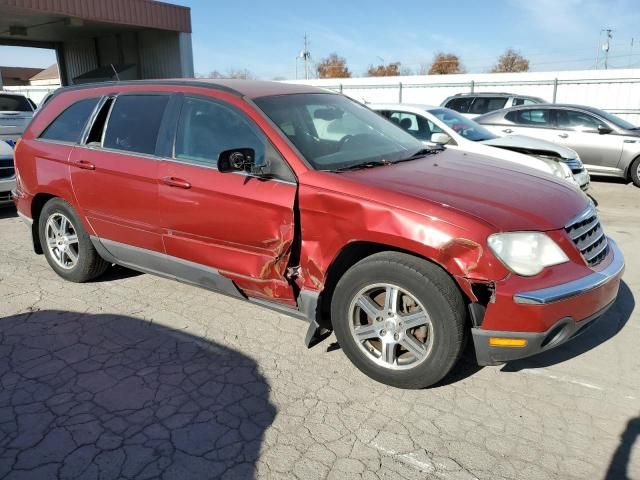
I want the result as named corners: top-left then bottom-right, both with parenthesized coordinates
top-left (0, 310), bottom-right (276, 480)
top-left (605, 415), bottom-right (640, 480)
top-left (500, 280), bottom-right (635, 372)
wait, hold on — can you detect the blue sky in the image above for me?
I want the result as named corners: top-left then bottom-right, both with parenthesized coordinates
top-left (2, 0), bottom-right (640, 78)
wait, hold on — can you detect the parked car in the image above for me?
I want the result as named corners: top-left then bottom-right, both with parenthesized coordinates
top-left (475, 104), bottom-right (640, 187)
top-left (0, 140), bottom-right (15, 205)
top-left (13, 80), bottom-right (624, 389)
top-left (371, 104), bottom-right (589, 190)
top-left (0, 92), bottom-right (36, 142)
top-left (441, 92), bottom-right (546, 118)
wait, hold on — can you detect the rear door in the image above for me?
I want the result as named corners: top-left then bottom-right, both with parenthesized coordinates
top-left (69, 93), bottom-right (171, 253)
top-left (157, 94), bottom-right (298, 303)
top-left (553, 109), bottom-right (623, 172)
top-left (501, 108), bottom-right (558, 141)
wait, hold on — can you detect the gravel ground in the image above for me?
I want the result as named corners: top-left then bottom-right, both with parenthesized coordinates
top-left (0, 178), bottom-right (638, 480)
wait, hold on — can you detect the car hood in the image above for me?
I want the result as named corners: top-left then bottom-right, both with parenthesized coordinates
top-left (481, 134), bottom-right (578, 160)
top-left (340, 149), bottom-right (589, 232)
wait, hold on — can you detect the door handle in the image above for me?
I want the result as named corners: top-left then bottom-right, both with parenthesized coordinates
top-left (74, 160), bottom-right (95, 170)
top-left (558, 133), bottom-right (569, 139)
top-left (502, 128), bottom-right (513, 134)
top-left (161, 176), bottom-right (191, 189)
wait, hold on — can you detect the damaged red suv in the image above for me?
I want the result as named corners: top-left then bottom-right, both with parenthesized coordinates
top-left (13, 80), bottom-right (624, 388)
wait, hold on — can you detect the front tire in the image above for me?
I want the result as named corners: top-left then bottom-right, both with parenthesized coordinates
top-left (38, 198), bottom-right (109, 282)
top-left (331, 252), bottom-right (466, 389)
top-left (630, 157), bottom-right (640, 188)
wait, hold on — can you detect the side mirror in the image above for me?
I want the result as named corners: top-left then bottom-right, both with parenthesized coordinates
top-left (597, 125), bottom-right (613, 135)
top-left (430, 132), bottom-right (451, 145)
top-left (218, 148), bottom-right (268, 176)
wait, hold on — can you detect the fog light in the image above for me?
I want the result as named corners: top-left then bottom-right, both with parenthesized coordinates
top-left (489, 337), bottom-right (528, 347)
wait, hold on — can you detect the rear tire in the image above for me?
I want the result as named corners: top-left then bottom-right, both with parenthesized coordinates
top-left (331, 252), bottom-right (466, 389)
top-left (630, 157), bottom-right (640, 188)
top-left (38, 198), bottom-right (109, 282)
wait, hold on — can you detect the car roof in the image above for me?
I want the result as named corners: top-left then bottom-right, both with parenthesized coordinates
top-left (369, 103), bottom-right (439, 111)
top-left (55, 79), bottom-right (330, 100)
top-left (448, 92), bottom-right (530, 98)
top-left (481, 103), bottom-right (608, 116)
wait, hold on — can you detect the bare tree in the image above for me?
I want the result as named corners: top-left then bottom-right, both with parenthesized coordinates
top-left (316, 53), bottom-right (351, 79)
top-left (199, 69), bottom-right (256, 80)
top-left (427, 53), bottom-right (465, 75)
top-left (399, 66), bottom-right (415, 76)
top-left (491, 49), bottom-right (530, 73)
top-left (367, 62), bottom-right (401, 77)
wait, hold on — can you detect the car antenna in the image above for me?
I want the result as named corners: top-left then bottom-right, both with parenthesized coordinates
top-left (110, 64), bottom-right (120, 82)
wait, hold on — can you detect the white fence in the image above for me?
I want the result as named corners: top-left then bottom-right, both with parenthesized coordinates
top-left (288, 68), bottom-right (640, 124)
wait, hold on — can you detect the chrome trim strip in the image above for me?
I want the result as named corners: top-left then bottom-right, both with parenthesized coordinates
top-left (564, 205), bottom-right (596, 230)
top-left (514, 238), bottom-right (624, 305)
top-left (584, 239), bottom-right (608, 262)
top-left (568, 217), bottom-right (599, 239)
top-left (17, 211), bottom-right (33, 225)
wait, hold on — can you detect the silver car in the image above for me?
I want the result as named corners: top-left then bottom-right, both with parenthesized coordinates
top-left (0, 140), bottom-right (15, 206)
top-left (476, 104), bottom-right (640, 187)
top-left (0, 93), bottom-right (35, 143)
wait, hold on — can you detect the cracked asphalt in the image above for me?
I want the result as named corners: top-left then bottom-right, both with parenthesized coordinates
top-left (0, 179), bottom-right (638, 480)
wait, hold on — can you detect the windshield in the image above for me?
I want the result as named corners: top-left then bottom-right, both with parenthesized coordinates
top-left (428, 108), bottom-right (497, 142)
top-left (255, 93), bottom-right (429, 171)
top-left (0, 94), bottom-right (33, 112)
top-left (591, 108), bottom-right (638, 130)
top-left (428, 108), bottom-right (498, 142)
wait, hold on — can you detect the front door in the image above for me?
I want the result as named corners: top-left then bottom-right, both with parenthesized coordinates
top-left (158, 95), bottom-right (298, 303)
top-left (69, 93), bottom-right (172, 253)
top-left (553, 109), bottom-right (623, 173)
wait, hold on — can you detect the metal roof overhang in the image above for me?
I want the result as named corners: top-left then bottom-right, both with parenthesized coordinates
top-left (0, 0), bottom-right (191, 47)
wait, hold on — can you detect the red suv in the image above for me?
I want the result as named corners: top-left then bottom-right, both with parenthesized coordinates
top-left (12, 80), bottom-right (624, 389)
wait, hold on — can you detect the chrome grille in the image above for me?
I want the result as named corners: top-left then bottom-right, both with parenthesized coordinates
top-left (563, 158), bottom-right (583, 174)
top-left (565, 208), bottom-right (608, 267)
top-left (0, 158), bottom-right (14, 179)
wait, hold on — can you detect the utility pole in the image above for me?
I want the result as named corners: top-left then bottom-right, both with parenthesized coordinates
top-left (602, 29), bottom-right (613, 69)
top-left (630, 37), bottom-right (635, 68)
top-left (302, 33), bottom-right (311, 80)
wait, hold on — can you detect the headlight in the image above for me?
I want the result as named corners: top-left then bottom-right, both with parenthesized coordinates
top-left (487, 232), bottom-right (569, 276)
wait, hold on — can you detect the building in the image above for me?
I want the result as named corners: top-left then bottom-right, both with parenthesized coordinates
top-left (28, 64), bottom-right (60, 86)
top-left (0, 0), bottom-right (194, 86)
top-left (0, 66), bottom-right (44, 86)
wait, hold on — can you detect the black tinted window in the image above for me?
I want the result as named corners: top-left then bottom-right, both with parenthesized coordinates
top-left (469, 97), bottom-right (508, 114)
top-left (0, 94), bottom-right (33, 112)
top-left (40, 98), bottom-right (99, 143)
top-left (175, 97), bottom-right (265, 166)
top-left (505, 109), bottom-right (551, 126)
top-left (103, 95), bottom-right (170, 155)
top-left (445, 97), bottom-right (473, 113)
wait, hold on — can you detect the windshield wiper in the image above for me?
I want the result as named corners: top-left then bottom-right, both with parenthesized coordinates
top-left (330, 159), bottom-right (392, 172)
top-left (393, 147), bottom-right (444, 163)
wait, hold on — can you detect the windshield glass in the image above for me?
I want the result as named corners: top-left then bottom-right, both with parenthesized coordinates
top-left (591, 108), bottom-right (637, 130)
top-left (0, 94), bottom-right (33, 112)
top-left (255, 93), bottom-right (428, 171)
top-left (428, 108), bottom-right (497, 141)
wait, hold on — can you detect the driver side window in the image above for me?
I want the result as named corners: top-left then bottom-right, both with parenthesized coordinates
top-left (175, 97), bottom-right (265, 167)
top-left (556, 110), bottom-right (603, 131)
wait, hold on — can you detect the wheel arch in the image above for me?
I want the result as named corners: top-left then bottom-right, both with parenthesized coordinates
top-left (316, 240), bottom-right (473, 330)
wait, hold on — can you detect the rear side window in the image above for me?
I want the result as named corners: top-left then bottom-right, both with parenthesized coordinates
top-left (513, 97), bottom-right (539, 106)
top-left (445, 97), bottom-right (473, 113)
top-left (0, 94), bottom-right (33, 112)
top-left (505, 109), bottom-right (551, 126)
top-left (40, 98), bottom-right (99, 143)
top-left (469, 97), bottom-right (508, 115)
top-left (103, 95), bottom-right (170, 155)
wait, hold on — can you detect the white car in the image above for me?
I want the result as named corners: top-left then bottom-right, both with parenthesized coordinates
top-left (0, 140), bottom-right (15, 206)
top-left (371, 103), bottom-right (589, 190)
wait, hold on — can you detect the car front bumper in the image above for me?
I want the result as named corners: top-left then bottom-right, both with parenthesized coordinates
top-left (574, 170), bottom-right (590, 191)
top-left (472, 238), bottom-right (624, 365)
top-left (0, 176), bottom-right (15, 205)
